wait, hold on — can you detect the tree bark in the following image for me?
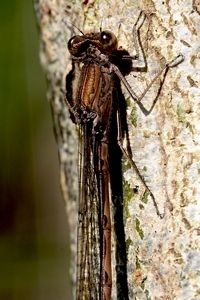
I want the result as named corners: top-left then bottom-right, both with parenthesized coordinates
top-left (34, 0), bottom-right (200, 299)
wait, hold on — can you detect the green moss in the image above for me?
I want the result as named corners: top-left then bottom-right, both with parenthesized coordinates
top-left (135, 218), bottom-right (144, 239)
top-left (144, 289), bottom-right (151, 300)
top-left (130, 105), bottom-right (138, 127)
top-left (123, 180), bottom-right (133, 218)
top-left (135, 255), bottom-right (140, 269)
top-left (126, 96), bottom-right (138, 127)
top-left (141, 190), bottom-right (149, 204)
top-left (126, 96), bottom-right (131, 108)
top-left (126, 237), bottom-right (133, 252)
top-left (176, 104), bottom-right (186, 123)
top-left (182, 217), bottom-right (191, 230)
top-left (139, 203), bottom-right (144, 210)
top-left (122, 159), bottom-right (131, 173)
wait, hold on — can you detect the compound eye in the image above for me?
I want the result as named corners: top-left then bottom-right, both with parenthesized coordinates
top-left (67, 35), bottom-right (90, 56)
top-left (67, 36), bottom-right (77, 51)
top-left (101, 31), bottom-right (113, 44)
top-left (100, 31), bottom-right (117, 51)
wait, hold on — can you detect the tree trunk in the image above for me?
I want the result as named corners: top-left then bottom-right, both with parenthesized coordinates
top-left (34, 0), bottom-right (200, 299)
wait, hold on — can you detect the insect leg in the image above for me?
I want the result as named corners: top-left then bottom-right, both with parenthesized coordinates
top-left (136, 54), bottom-right (184, 102)
top-left (131, 11), bottom-right (146, 68)
top-left (121, 11), bottom-right (146, 67)
top-left (112, 53), bottom-right (184, 113)
top-left (116, 10), bottom-right (184, 109)
top-left (116, 109), bottom-right (163, 218)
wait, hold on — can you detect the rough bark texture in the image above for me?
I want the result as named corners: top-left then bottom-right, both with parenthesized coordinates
top-left (34, 0), bottom-right (200, 299)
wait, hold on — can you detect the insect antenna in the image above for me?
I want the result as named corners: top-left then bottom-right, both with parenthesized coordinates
top-left (70, 22), bottom-right (84, 35)
top-left (63, 19), bottom-right (85, 35)
top-left (99, 18), bottom-right (103, 33)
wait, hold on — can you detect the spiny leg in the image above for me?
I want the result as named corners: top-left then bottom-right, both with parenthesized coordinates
top-left (112, 54), bottom-right (184, 114)
top-left (131, 11), bottom-right (146, 68)
top-left (114, 10), bottom-right (184, 110)
top-left (116, 110), bottom-right (164, 218)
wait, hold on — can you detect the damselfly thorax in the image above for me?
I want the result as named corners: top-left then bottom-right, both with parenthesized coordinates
top-left (66, 29), bottom-right (132, 138)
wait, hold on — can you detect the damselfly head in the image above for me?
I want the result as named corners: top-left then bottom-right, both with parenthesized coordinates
top-left (67, 30), bottom-right (118, 57)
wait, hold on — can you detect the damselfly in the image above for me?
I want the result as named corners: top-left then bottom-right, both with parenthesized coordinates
top-left (65, 11), bottom-right (183, 300)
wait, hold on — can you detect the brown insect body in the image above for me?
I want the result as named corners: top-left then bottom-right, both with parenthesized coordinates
top-left (66, 30), bottom-right (125, 300)
top-left (65, 13), bottom-right (183, 300)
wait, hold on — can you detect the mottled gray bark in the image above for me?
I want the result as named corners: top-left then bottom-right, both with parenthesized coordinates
top-left (34, 0), bottom-right (200, 299)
